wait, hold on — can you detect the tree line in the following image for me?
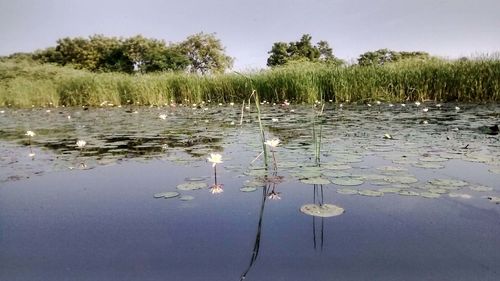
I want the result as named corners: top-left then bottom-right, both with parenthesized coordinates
top-left (3, 33), bottom-right (434, 74)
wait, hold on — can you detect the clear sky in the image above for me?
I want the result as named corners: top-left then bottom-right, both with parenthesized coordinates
top-left (1, 0), bottom-right (499, 70)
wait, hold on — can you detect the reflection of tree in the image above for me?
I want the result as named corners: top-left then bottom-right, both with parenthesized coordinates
top-left (239, 172), bottom-right (283, 280)
top-left (312, 184), bottom-right (325, 251)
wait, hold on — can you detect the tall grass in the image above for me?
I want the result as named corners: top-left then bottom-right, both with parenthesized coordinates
top-left (1, 57), bottom-right (499, 107)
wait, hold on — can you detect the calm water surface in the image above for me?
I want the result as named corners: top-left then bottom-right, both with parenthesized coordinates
top-left (0, 103), bottom-right (499, 280)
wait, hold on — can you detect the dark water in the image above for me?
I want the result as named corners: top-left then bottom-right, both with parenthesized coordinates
top-left (0, 103), bottom-right (499, 280)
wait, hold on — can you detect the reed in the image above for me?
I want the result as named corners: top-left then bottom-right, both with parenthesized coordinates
top-left (1, 56), bottom-right (499, 108)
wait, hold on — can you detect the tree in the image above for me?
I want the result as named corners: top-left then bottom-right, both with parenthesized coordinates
top-left (266, 34), bottom-right (343, 67)
top-left (179, 32), bottom-right (233, 74)
top-left (357, 49), bottom-right (431, 66)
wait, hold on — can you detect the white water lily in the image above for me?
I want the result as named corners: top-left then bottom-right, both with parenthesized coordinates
top-left (25, 131), bottom-right (35, 137)
top-left (159, 114), bottom-right (167, 120)
top-left (209, 184), bottom-right (224, 194)
top-left (76, 140), bottom-right (86, 148)
top-left (264, 138), bottom-right (280, 148)
top-left (272, 118), bottom-right (279, 122)
top-left (455, 106), bottom-right (460, 111)
top-left (376, 101), bottom-right (381, 105)
top-left (29, 152), bottom-right (35, 158)
top-left (415, 101), bottom-right (421, 107)
top-left (436, 103), bottom-right (442, 108)
top-left (401, 103), bottom-right (406, 107)
top-left (207, 153), bottom-right (223, 167)
top-left (422, 107), bottom-right (429, 112)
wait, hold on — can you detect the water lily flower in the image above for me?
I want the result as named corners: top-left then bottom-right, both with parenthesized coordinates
top-left (268, 191), bottom-right (281, 200)
top-left (415, 101), bottom-right (421, 107)
top-left (436, 103), bottom-right (442, 108)
top-left (210, 184), bottom-right (224, 194)
top-left (272, 118), bottom-right (279, 122)
top-left (376, 101), bottom-right (381, 105)
top-left (401, 103), bottom-right (406, 107)
top-left (25, 131), bottom-right (35, 137)
top-left (207, 153), bottom-right (223, 167)
top-left (159, 114), bottom-right (167, 120)
top-left (455, 106), bottom-right (460, 111)
top-left (29, 152), bottom-right (35, 158)
top-left (230, 102), bottom-right (234, 106)
top-left (265, 138), bottom-right (280, 148)
top-left (339, 103), bottom-right (343, 108)
top-left (389, 104), bottom-right (394, 107)
top-left (76, 140), bottom-right (86, 148)
top-left (422, 108), bottom-right (429, 112)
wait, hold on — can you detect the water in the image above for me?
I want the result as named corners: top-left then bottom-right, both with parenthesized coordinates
top-left (0, 103), bottom-right (499, 280)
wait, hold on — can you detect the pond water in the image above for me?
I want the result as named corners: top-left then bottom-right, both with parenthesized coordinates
top-left (0, 103), bottom-right (499, 281)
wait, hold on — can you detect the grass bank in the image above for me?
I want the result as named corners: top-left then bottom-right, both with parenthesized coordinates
top-left (1, 58), bottom-right (499, 107)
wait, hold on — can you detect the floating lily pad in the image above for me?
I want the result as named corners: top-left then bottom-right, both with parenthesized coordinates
top-left (370, 179), bottom-right (391, 186)
top-left (300, 204), bottom-right (345, 217)
top-left (377, 166), bottom-right (408, 173)
top-left (322, 170), bottom-right (352, 178)
top-left (179, 195), bottom-right (195, 201)
top-left (300, 177), bottom-right (331, 185)
top-left (428, 188), bottom-right (449, 194)
top-left (487, 196), bottom-right (500, 204)
top-left (336, 188), bottom-right (358, 195)
top-left (429, 179), bottom-right (468, 188)
top-left (322, 163), bottom-right (352, 170)
top-left (420, 192), bottom-right (441, 199)
top-left (378, 187), bottom-right (402, 193)
top-left (468, 185), bottom-right (493, 192)
top-left (176, 182), bottom-right (208, 190)
top-left (488, 167), bottom-right (500, 174)
top-left (153, 191), bottom-right (180, 199)
top-left (240, 187), bottom-right (258, 192)
top-left (384, 176), bottom-right (418, 184)
top-left (330, 177), bottom-right (364, 186)
top-left (185, 177), bottom-right (207, 181)
top-left (413, 162), bottom-right (445, 169)
top-left (359, 190), bottom-right (384, 197)
top-left (398, 190), bottom-right (420, 196)
top-left (419, 156), bottom-right (448, 162)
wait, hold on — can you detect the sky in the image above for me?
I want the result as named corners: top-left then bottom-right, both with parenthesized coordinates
top-left (1, 0), bottom-right (499, 70)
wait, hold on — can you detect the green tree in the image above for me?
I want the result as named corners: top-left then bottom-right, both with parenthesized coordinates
top-left (180, 32), bottom-right (233, 74)
top-left (266, 34), bottom-right (342, 67)
top-left (358, 49), bottom-right (431, 66)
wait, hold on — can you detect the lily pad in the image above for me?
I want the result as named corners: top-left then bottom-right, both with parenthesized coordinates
top-left (429, 179), bottom-right (468, 188)
top-left (179, 195), bottom-right (195, 201)
top-left (398, 190), bottom-right (420, 196)
top-left (420, 192), bottom-right (441, 199)
top-left (468, 185), bottom-right (493, 192)
top-left (358, 190), bottom-right (384, 197)
top-left (487, 196), bottom-right (500, 204)
top-left (176, 182), bottom-right (208, 191)
top-left (378, 187), bottom-right (402, 193)
top-left (300, 204), bottom-right (345, 217)
top-left (153, 191), bottom-right (180, 199)
top-left (336, 188), bottom-right (358, 195)
top-left (413, 162), bottom-right (445, 169)
top-left (240, 187), bottom-right (258, 192)
top-left (330, 177), bottom-right (364, 186)
top-left (300, 177), bottom-right (331, 185)
top-left (384, 176), bottom-right (419, 184)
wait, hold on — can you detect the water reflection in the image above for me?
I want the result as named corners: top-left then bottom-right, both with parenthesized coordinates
top-left (239, 171), bottom-right (283, 280)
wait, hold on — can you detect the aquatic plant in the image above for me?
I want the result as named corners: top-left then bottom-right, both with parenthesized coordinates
top-left (25, 130), bottom-right (35, 158)
top-left (264, 138), bottom-right (280, 170)
top-left (207, 153), bottom-right (223, 194)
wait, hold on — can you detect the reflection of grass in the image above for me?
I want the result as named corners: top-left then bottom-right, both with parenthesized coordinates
top-left (2, 58), bottom-right (500, 107)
